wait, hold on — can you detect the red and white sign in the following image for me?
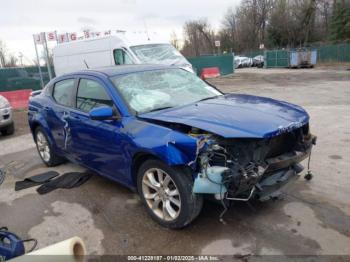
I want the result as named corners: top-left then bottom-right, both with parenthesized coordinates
top-left (84, 31), bottom-right (90, 39)
top-left (57, 33), bottom-right (69, 43)
top-left (68, 33), bottom-right (77, 41)
top-left (47, 31), bottom-right (57, 41)
top-left (33, 34), bottom-right (43, 44)
top-left (34, 28), bottom-right (120, 45)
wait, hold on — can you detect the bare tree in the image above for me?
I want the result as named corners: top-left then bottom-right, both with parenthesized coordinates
top-left (267, 0), bottom-right (287, 47)
top-left (6, 55), bottom-right (18, 67)
top-left (330, 0), bottom-right (350, 40)
top-left (316, 0), bottom-right (333, 38)
top-left (0, 40), bottom-right (7, 68)
top-left (181, 19), bottom-right (216, 57)
top-left (223, 0), bottom-right (273, 52)
top-left (219, 7), bottom-right (237, 52)
top-left (256, 0), bottom-right (273, 44)
top-left (170, 31), bottom-right (181, 50)
top-left (266, 0), bottom-right (315, 47)
top-left (0, 40), bottom-right (19, 67)
top-left (215, 0), bottom-right (342, 53)
top-left (297, 0), bottom-right (318, 45)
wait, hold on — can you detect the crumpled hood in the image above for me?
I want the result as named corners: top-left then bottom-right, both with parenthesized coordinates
top-left (139, 94), bottom-right (309, 138)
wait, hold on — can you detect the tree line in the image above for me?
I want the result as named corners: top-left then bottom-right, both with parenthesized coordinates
top-left (178, 0), bottom-right (350, 57)
top-left (0, 39), bottom-right (53, 68)
top-left (0, 40), bottom-right (18, 68)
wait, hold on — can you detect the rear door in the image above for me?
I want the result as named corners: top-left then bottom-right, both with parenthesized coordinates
top-left (68, 76), bottom-right (125, 178)
top-left (45, 78), bottom-right (77, 151)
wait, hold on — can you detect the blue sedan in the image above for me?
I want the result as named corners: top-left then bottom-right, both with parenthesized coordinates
top-left (28, 65), bottom-right (316, 228)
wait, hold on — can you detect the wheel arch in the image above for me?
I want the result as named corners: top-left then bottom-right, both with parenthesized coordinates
top-left (30, 121), bottom-right (41, 141)
top-left (130, 150), bottom-right (195, 189)
top-left (30, 120), bottom-right (57, 151)
top-left (131, 152), bottom-right (160, 188)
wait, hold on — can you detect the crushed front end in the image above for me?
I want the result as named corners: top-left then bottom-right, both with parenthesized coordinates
top-left (192, 123), bottom-right (317, 202)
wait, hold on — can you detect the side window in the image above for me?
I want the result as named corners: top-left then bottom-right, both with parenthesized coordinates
top-left (114, 49), bottom-right (133, 65)
top-left (76, 79), bottom-right (114, 113)
top-left (53, 79), bottom-right (75, 107)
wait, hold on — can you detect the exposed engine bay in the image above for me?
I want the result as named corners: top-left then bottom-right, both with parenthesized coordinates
top-left (189, 123), bottom-right (317, 202)
top-left (140, 118), bottom-right (316, 203)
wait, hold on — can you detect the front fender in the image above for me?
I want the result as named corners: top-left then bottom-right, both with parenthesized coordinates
top-left (124, 118), bottom-right (199, 166)
top-left (133, 133), bottom-right (198, 166)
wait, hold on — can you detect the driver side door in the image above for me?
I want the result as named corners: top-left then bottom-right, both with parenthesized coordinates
top-left (67, 76), bottom-right (126, 179)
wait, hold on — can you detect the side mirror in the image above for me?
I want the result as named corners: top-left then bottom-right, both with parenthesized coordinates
top-left (89, 106), bottom-right (119, 120)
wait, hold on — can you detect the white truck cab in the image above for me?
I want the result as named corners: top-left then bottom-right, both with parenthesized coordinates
top-left (53, 32), bottom-right (193, 76)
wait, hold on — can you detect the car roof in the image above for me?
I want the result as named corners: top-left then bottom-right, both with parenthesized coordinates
top-left (65, 64), bottom-right (176, 78)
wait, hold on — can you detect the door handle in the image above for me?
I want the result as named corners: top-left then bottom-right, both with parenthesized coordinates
top-left (70, 115), bottom-right (82, 122)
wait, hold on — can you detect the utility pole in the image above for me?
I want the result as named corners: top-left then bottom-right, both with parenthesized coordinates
top-left (41, 32), bottom-right (53, 80)
top-left (18, 52), bottom-right (23, 66)
top-left (33, 34), bottom-right (44, 88)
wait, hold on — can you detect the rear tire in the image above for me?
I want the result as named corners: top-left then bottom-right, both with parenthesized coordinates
top-left (35, 127), bottom-right (65, 167)
top-left (137, 159), bottom-right (203, 229)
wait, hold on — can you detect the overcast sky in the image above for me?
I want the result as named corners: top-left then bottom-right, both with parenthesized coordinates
top-left (0, 0), bottom-right (240, 65)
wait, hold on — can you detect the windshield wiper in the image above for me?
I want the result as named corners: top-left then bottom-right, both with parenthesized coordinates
top-left (196, 95), bottom-right (222, 103)
top-left (148, 106), bottom-right (173, 113)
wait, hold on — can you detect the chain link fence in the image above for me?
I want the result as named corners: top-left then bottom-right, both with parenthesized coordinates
top-left (0, 66), bottom-right (55, 92)
top-left (188, 54), bottom-right (234, 76)
top-left (239, 42), bottom-right (350, 68)
top-left (317, 43), bottom-right (350, 63)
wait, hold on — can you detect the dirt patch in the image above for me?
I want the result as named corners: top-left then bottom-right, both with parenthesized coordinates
top-left (208, 68), bottom-right (350, 90)
top-left (207, 68), bottom-right (350, 107)
top-left (316, 62), bottom-right (350, 71)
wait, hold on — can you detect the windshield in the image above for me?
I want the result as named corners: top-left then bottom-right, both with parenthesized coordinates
top-left (111, 69), bottom-right (222, 114)
top-left (130, 44), bottom-right (189, 66)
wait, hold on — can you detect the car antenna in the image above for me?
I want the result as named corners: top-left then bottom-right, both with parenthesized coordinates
top-left (83, 60), bottom-right (89, 69)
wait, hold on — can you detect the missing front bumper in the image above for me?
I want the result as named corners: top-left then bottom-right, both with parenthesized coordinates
top-left (193, 161), bottom-right (307, 202)
top-left (265, 134), bottom-right (316, 173)
top-left (193, 134), bottom-right (316, 201)
top-left (254, 165), bottom-right (301, 201)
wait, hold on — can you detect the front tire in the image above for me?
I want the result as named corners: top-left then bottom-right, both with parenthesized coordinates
top-left (35, 127), bottom-right (65, 167)
top-left (137, 159), bottom-right (203, 229)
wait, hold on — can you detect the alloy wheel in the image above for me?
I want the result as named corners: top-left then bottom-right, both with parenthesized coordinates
top-left (142, 168), bottom-right (181, 221)
top-left (36, 131), bottom-right (50, 162)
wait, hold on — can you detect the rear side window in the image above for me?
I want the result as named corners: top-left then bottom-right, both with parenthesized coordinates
top-left (76, 79), bottom-right (114, 113)
top-left (114, 49), bottom-right (133, 65)
top-left (53, 79), bottom-right (75, 107)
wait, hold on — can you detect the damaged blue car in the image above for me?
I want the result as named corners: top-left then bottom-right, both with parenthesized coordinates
top-left (28, 65), bottom-right (316, 228)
